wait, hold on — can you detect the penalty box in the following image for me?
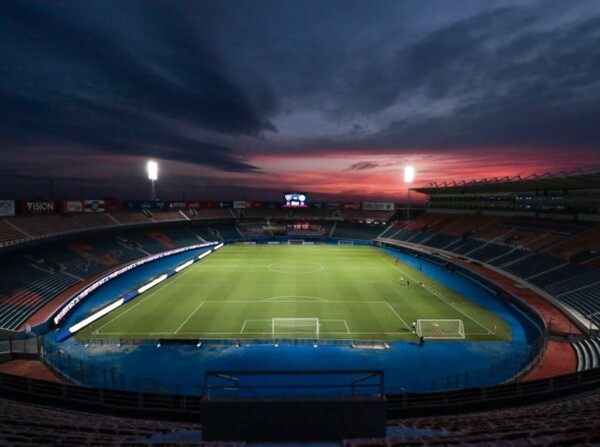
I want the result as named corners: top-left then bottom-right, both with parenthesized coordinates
top-left (195, 300), bottom-right (409, 337)
top-left (242, 318), bottom-right (350, 337)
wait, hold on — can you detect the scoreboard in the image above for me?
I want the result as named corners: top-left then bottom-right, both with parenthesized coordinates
top-left (283, 192), bottom-right (308, 208)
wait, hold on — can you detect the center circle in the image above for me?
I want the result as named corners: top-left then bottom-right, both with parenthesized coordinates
top-left (267, 262), bottom-right (325, 274)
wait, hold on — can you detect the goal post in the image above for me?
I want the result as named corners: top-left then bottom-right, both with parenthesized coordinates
top-left (337, 240), bottom-right (354, 246)
top-left (287, 239), bottom-right (305, 245)
top-left (272, 317), bottom-right (320, 339)
top-left (416, 319), bottom-right (465, 339)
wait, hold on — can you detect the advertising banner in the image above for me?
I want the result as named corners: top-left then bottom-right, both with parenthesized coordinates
top-left (84, 200), bottom-right (105, 212)
top-left (233, 201), bottom-right (247, 209)
top-left (103, 199), bottom-right (122, 212)
top-left (123, 201), bottom-right (165, 210)
top-left (23, 201), bottom-right (56, 214)
top-left (0, 200), bottom-right (15, 216)
top-left (342, 202), bottom-right (361, 210)
top-left (64, 201), bottom-right (84, 213)
top-left (362, 202), bottom-right (395, 211)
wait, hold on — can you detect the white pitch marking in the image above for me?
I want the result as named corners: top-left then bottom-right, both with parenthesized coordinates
top-left (93, 264), bottom-right (201, 333)
top-left (384, 302), bottom-right (412, 330)
top-left (388, 259), bottom-right (493, 333)
top-left (175, 301), bottom-right (206, 334)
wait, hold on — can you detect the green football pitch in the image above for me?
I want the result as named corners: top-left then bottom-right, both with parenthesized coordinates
top-left (76, 245), bottom-right (511, 341)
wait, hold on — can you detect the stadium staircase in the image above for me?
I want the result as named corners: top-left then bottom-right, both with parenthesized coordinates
top-left (572, 336), bottom-right (600, 371)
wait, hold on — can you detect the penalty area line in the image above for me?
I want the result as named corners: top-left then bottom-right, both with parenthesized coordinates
top-left (384, 302), bottom-right (412, 331)
top-left (174, 301), bottom-right (206, 334)
top-left (388, 261), bottom-right (494, 334)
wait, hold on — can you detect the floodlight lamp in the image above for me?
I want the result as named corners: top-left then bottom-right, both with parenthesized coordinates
top-left (404, 166), bottom-right (415, 184)
top-left (147, 161), bottom-right (158, 181)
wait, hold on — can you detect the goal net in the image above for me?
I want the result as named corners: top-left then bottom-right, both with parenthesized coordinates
top-left (287, 239), bottom-right (305, 245)
top-left (416, 319), bottom-right (465, 339)
top-left (337, 240), bottom-right (354, 246)
top-left (272, 318), bottom-right (320, 338)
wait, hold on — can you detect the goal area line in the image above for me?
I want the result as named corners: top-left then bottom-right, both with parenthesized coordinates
top-left (241, 318), bottom-right (351, 335)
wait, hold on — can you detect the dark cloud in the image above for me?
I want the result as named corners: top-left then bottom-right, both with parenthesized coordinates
top-left (1, 0), bottom-right (598, 199)
top-left (0, 1), bottom-right (276, 172)
top-left (325, 4), bottom-right (600, 153)
top-left (346, 161), bottom-right (380, 171)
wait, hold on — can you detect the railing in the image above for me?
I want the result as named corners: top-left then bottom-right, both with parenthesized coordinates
top-left (0, 371), bottom-right (202, 421)
top-left (0, 337), bottom-right (39, 355)
top-left (204, 369), bottom-right (384, 399)
top-left (386, 367), bottom-right (600, 418)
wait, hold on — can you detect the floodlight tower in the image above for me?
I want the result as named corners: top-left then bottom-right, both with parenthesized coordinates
top-left (404, 166), bottom-right (414, 221)
top-left (147, 160), bottom-right (158, 201)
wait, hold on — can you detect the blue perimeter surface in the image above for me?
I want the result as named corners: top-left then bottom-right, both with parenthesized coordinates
top-left (48, 246), bottom-right (541, 396)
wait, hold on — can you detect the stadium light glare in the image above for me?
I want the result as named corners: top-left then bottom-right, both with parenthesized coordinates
top-left (147, 160), bottom-right (158, 181)
top-left (404, 166), bottom-right (415, 184)
top-left (147, 160), bottom-right (158, 201)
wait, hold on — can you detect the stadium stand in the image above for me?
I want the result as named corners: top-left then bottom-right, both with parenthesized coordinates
top-left (196, 223), bottom-right (241, 240)
top-left (561, 289), bottom-right (600, 328)
top-left (119, 231), bottom-right (176, 254)
top-left (503, 252), bottom-right (569, 279)
top-left (0, 227), bottom-right (208, 331)
top-left (159, 227), bottom-right (205, 246)
top-left (379, 213), bottom-right (600, 332)
top-left (543, 223), bottom-right (600, 259)
top-left (108, 211), bottom-right (154, 225)
top-left (339, 209), bottom-right (395, 222)
top-left (235, 221), bottom-right (274, 239)
top-left (331, 222), bottom-right (387, 240)
top-left (0, 220), bottom-right (28, 246)
top-left (0, 363), bottom-right (598, 446)
top-left (5, 213), bottom-right (116, 238)
top-left (32, 240), bottom-right (139, 280)
top-left (347, 389), bottom-right (600, 446)
top-left (0, 170), bottom-right (599, 445)
top-left (485, 247), bottom-right (530, 267)
top-left (149, 210), bottom-right (189, 222)
top-left (526, 262), bottom-right (591, 289)
top-left (462, 242), bottom-right (514, 263)
top-left (1, 388), bottom-right (599, 447)
top-left (189, 208), bottom-right (235, 220)
top-left (0, 255), bottom-right (81, 330)
top-left (0, 396), bottom-right (220, 447)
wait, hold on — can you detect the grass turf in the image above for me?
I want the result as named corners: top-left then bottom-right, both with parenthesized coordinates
top-left (76, 245), bottom-right (511, 341)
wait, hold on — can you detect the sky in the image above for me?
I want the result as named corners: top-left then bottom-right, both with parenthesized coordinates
top-left (1, 0), bottom-right (599, 203)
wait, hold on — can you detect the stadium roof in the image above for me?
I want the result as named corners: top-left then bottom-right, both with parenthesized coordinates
top-left (413, 168), bottom-right (600, 195)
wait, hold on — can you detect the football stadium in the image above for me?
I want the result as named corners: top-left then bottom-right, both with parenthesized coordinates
top-left (1, 170), bottom-right (600, 445)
